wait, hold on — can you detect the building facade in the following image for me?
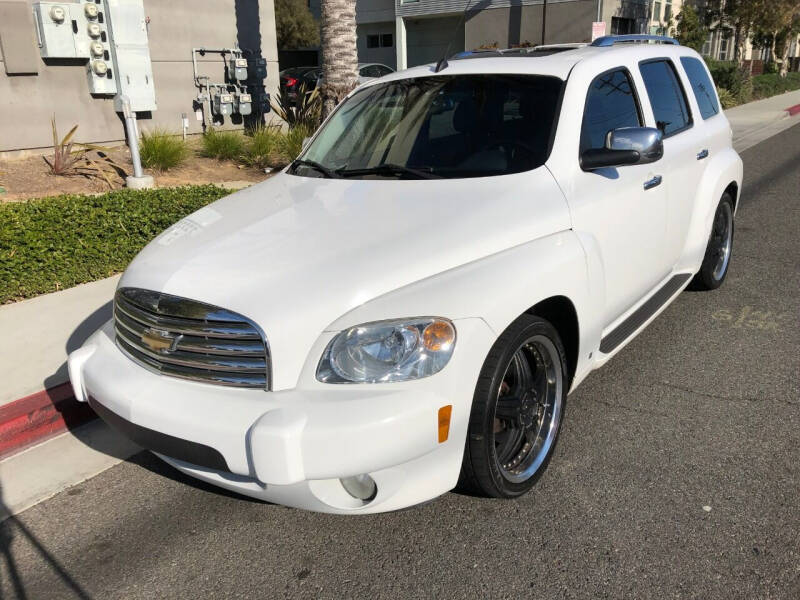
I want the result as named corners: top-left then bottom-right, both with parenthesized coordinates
top-left (0, 0), bottom-right (279, 154)
top-left (353, 0), bottom-right (652, 70)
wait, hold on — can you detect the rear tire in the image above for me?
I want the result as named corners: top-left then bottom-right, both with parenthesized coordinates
top-left (691, 192), bottom-right (735, 291)
top-left (459, 314), bottom-right (568, 498)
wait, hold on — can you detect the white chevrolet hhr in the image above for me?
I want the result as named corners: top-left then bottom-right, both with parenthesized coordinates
top-left (69, 36), bottom-right (742, 513)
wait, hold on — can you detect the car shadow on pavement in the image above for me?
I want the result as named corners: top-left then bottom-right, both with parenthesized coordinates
top-left (125, 451), bottom-right (271, 506)
top-left (0, 484), bottom-right (91, 599)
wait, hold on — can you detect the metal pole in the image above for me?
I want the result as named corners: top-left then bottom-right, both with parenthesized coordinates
top-left (596, 0), bottom-right (603, 24)
top-left (120, 95), bottom-right (152, 188)
top-left (541, 0), bottom-right (548, 45)
top-left (121, 96), bottom-right (143, 178)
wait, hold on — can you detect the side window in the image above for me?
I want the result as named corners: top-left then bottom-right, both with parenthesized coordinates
top-left (580, 69), bottom-right (642, 154)
top-left (680, 56), bottom-right (720, 119)
top-left (639, 59), bottom-right (692, 136)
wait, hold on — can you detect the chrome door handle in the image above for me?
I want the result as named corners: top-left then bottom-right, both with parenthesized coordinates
top-left (697, 149), bottom-right (709, 160)
top-left (643, 175), bottom-right (662, 190)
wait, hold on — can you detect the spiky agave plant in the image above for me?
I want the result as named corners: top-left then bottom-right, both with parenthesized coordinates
top-left (44, 117), bottom-right (123, 188)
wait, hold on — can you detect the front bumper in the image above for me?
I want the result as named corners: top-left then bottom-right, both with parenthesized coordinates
top-left (69, 318), bottom-right (494, 513)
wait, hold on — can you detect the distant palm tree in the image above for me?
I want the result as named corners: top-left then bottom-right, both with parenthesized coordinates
top-left (320, 0), bottom-right (359, 118)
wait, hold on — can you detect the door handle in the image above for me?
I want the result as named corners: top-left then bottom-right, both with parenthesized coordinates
top-left (643, 175), bottom-right (662, 190)
top-left (697, 149), bottom-right (709, 160)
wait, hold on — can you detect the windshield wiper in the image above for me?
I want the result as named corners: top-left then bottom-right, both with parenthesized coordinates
top-left (336, 163), bottom-right (441, 179)
top-left (291, 159), bottom-right (341, 179)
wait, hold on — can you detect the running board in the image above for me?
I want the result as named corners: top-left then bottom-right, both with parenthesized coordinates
top-left (599, 273), bottom-right (692, 354)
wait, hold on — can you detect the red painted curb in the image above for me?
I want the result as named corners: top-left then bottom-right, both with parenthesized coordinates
top-left (787, 103), bottom-right (800, 117)
top-left (0, 383), bottom-right (97, 460)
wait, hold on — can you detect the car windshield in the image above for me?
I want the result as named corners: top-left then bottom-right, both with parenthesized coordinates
top-left (290, 74), bottom-right (563, 180)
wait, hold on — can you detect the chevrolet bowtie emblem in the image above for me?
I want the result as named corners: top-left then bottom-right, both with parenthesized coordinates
top-left (141, 328), bottom-right (180, 353)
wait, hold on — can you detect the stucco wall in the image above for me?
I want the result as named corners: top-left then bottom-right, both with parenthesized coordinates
top-left (406, 16), bottom-right (465, 67)
top-left (0, 0), bottom-right (279, 153)
top-left (465, 1), bottom-right (600, 48)
top-left (356, 22), bottom-right (397, 69)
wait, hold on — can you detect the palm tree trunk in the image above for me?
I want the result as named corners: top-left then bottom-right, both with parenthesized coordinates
top-left (320, 0), bottom-right (359, 118)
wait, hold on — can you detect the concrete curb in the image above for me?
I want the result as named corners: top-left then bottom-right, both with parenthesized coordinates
top-left (0, 383), bottom-right (94, 460)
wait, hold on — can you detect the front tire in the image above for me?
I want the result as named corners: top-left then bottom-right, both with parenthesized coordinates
top-left (459, 314), bottom-right (568, 498)
top-left (691, 192), bottom-right (735, 291)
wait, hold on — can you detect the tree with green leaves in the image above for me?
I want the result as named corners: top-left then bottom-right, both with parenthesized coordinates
top-left (675, 5), bottom-right (708, 53)
top-left (275, 0), bottom-right (320, 50)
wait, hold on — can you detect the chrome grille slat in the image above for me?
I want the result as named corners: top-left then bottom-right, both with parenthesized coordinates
top-left (115, 326), bottom-right (267, 372)
top-left (114, 288), bottom-right (270, 390)
top-left (114, 307), bottom-right (265, 356)
top-left (115, 295), bottom-right (261, 340)
top-left (117, 338), bottom-right (266, 388)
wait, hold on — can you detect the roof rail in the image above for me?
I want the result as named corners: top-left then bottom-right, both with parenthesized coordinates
top-left (591, 34), bottom-right (679, 47)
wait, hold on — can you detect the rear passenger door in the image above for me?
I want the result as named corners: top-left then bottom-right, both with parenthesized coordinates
top-left (638, 58), bottom-right (703, 266)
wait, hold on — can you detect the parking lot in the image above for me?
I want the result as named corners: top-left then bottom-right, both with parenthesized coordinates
top-left (1, 123), bottom-right (798, 599)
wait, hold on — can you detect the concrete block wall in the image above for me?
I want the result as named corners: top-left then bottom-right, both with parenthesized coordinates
top-left (0, 0), bottom-right (279, 154)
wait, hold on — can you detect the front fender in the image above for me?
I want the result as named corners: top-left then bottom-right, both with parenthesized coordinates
top-left (325, 230), bottom-right (598, 389)
top-left (678, 147), bottom-right (743, 273)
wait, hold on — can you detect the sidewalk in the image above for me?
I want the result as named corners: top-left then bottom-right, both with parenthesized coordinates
top-left (727, 88), bottom-right (800, 152)
top-left (1, 90), bottom-right (799, 519)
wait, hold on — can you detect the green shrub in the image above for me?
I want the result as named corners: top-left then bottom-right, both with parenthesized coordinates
top-left (716, 87), bottom-right (737, 109)
top-left (705, 59), bottom-right (750, 100)
top-left (0, 186), bottom-right (229, 303)
top-left (279, 124), bottom-right (312, 165)
top-left (751, 72), bottom-right (800, 100)
top-left (200, 128), bottom-right (246, 160)
top-left (139, 129), bottom-right (190, 171)
top-left (243, 125), bottom-right (285, 169)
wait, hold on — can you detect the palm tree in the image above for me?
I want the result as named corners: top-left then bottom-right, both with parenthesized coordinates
top-left (320, 0), bottom-right (359, 118)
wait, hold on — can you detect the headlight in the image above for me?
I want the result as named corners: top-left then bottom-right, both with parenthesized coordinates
top-left (317, 318), bottom-right (456, 383)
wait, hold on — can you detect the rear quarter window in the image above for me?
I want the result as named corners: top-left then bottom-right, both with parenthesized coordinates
top-left (639, 59), bottom-right (692, 137)
top-left (680, 56), bottom-right (720, 119)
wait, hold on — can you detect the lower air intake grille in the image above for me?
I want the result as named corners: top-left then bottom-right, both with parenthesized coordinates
top-left (114, 288), bottom-right (270, 389)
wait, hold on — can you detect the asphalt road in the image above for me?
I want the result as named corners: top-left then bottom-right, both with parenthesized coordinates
top-left (2, 124), bottom-right (799, 600)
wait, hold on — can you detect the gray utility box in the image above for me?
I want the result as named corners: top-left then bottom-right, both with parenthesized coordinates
top-left (234, 92), bottom-right (252, 116)
top-left (33, 2), bottom-right (85, 58)
top-left (213, 91), bottom-right (234, 116)
top-left (229, 57), bottom-right (248, 81)
top-left (103, 0), bottom-right (156, 112)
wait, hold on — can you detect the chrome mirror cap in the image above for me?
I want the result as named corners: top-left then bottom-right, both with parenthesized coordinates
top-left (606, 127), bottom-right (664, 164)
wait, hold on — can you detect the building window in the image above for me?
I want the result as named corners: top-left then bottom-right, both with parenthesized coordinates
top-left (653, 1), bottom-right (661, 22)
top-left (381, 33), bottom-right (393, 48)
top-left (611, 17), bottom-right (635, 35)
top-left (367, 35), bottom-right (380, 49)
top-left (664, 0), bottom-right (672, 22)
top-left (701, 32), bottom-right (712, 56)
top-left (719, 37), bottom-right (728, 60)
top-left (367, 33), bottom-right (393, 49)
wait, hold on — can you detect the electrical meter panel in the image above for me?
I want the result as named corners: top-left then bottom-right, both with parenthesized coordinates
top-left (234, 93), bottom-right (252, 116)
top-left (213, 91), bottom-right (234, 116)
top-left (103, 0), bottom-right (157, 112)
top-left (229, 57), bottom-right (248, 81)
top-left (33, 2), bottom-right (81, 58)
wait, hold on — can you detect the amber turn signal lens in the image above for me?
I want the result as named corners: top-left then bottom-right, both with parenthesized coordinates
top-left (423, 320), bottom-right (456, 352)
top-left (438, 405), bottom-right (452, 443)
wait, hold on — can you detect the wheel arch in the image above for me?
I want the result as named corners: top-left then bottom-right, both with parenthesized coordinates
top-left (525, 296), bottom-right (579, 387)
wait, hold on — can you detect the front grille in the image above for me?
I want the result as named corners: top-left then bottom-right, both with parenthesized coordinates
top-left (114, 288), bottom-right (270, 389)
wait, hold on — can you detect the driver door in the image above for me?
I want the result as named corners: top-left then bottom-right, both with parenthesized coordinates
top-left (566, 67), bottom-right (670, 326)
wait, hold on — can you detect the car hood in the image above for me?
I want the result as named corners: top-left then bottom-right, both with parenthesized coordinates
top-left (120, 169), bottom-right (570, 389)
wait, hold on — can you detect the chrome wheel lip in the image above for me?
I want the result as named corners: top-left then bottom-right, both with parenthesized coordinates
top-left (493, 335), bottom-right (563, 484)
top-left (712, 201), bottom-right (733, 281)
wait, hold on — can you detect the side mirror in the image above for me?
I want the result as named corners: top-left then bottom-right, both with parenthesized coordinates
top-left (580, 127), bottom-right (663, 170)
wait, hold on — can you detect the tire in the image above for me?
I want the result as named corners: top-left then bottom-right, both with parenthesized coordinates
top-left (459, 314), bottom-right (568, 498)
top-left (690, 192), bottom-right (735, 291)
